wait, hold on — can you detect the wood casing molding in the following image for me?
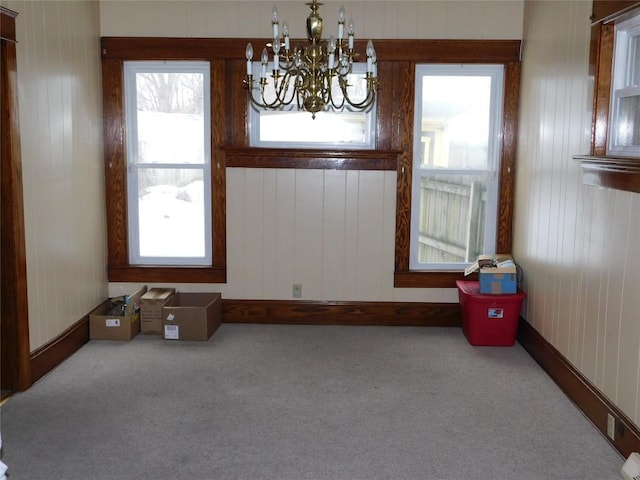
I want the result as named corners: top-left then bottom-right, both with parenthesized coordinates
top-left (591, 0), bottom-right (640, 24)
top-left (0, 6), bottom-right (17, 42)
top-left (29, 299), bottom-right (461, 386)
top-left (101, 37), bottom-right (521, 285)
top-left (393, 58), bottom-right (520, 288)
top-left (28, 298), bottom-right (640, 462)
top-left (518, 319), bottom-right (639, 459)
top-left (222, 299), bottom-right (461, 326)
top-left (1, 6), bottom-right (31, 392)
top-left (30, 309), bottom-right (95, 385)
top-left (576, 1), bottom-right (640, 193)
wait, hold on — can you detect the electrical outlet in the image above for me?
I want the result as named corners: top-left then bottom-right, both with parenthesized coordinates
top-left (293, 283), bottom-right (302, 298)
top-left (607, 413), bottom-right (615, 440)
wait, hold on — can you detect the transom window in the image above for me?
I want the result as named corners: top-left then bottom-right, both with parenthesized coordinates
top-left (410, 64), bottom-right (504, 271)
top-left (248, 64), bottom-right (376, 149)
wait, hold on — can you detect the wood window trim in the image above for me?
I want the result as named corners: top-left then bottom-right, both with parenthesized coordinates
top-left (574, 1), bottom-right (640, 194)
top-left (101, 37), bottom-right (520, 285)
top-left (101, 44), bottom-right (227, 283)
top-left (393, 55), bottom-right (521, 288)
top-left (1, 6), bottom-right (32, 391)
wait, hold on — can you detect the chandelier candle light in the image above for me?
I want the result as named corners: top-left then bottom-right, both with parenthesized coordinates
top-left (244, 0), bottom-right (378, 118)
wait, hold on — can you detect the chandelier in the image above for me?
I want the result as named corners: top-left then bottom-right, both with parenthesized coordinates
top-left (244, 0), bottom-right (378, 119)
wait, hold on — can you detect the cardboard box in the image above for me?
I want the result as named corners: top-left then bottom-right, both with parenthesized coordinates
top-left (456, 280), bottom-right (526, 346)
top-left (162, 292), bottom-right (222, 341)
top-left (89, 287), bottom-right (147, 340)
top-left (464, 254), bottom-right (518, 294)
top-left (140, 288), bottom-right (176, 335)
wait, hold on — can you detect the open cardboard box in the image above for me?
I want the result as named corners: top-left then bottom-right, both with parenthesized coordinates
top-left (89, 286), bottom-right (147, 340)
top-left (464, 254), bottom-right (517, 294)
top-left (162, 292), bottom-right (222, 341)
top-left (140, 287), bottom-right (176, 335)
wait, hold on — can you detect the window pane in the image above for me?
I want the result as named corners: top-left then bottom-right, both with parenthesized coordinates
top-left (135, 72), bottom-right (205, 164)
top-left (125, 62), bottom-right (211, 266)
top-left (249, 69), bottom-right (375, 148)
top-left (258, 110), bottom-right (367, 144)
top-left (137, 168), bottom-right (205, 258)
top-left (609, 13), bottom-right (640, 156)
top-left (615, 94), bottom-right (640, 147)
top-left (415, 173), bottom-right (490, 264)
top-left (419, 76), bottom-right (492, 169)
top-left (411, 65), bottom-right (502, 271)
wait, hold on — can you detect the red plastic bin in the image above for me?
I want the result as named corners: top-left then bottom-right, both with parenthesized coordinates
top-left (456, 280), bottom-right (526, 346)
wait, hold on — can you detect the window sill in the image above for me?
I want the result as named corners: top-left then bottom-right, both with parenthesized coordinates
top-left (108, 265), bottom-right (226, 284)
top-left (223, 147), bottom-right (401, 170)
top-left (574, 155), bottom-right (640, 194)
top-left (394, 270), bottom-right (475, 288)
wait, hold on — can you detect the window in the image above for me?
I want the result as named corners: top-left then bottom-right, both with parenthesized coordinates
top-left (575, 2), bottom-right (640, 194)
top-left (248, 64), bottom-right (376, 149)
top-left (101, 37), bottom-right (520, 285)
top-left (608, 12), bottom-right (640, 157)
top-left (410, 65), bottom-right (504, 271)
top-left (124, 61), bottom-right (212, 266)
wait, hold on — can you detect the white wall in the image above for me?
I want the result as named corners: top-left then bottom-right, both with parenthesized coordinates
top-left (1, 0), bottom-right (527, 350)
top-left (100, 1), bottom-right (524, 39)
top-left (1, 0), bottom-right (107, 351)
top-left (516, 0), bottom-right (640, 427)
top-left (102, 0), bottom-right (524, 302)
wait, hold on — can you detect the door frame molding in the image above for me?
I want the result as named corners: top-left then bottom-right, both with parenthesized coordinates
top-left (1, 6), bottom-right (32, 392)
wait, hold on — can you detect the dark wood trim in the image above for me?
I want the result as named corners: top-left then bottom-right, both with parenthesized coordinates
top-left (393, 61), bottom-right (414, 278)
top-left (518, 319), bottom-right (639, 459)
top-left (0, 6), bottom-right (17, 42)
top-left (583, 3), bottom-right (639, 192)
top-left (223, 299), bottom-right (461, 326)
top-left (30, 313), bottom-right (92, 384)
top-left (108, 265), bottom-right (226, 283)
top-left (102, 37), bottom-right (521, 284)
top-left (1, 7), bottom-right (31, 392)
top-left (591, 0), bottom-right (640, 24)
top-left (394, 271), bottom-right (475, 289)
top-left (591, 22), bottom-right (614, 157)
top-left (497, 61), bottom-right (520, 254)
top-left (25, 299), bottom-right (459, 389)
top-left (101, 37), bottom-right (521, 64)
top-left (101, 49), bottom-right (227, 283)
top-left (394, 59), bottom-right (520, 288)
top-left (223, 147), bottom-right (400, 170)
top-left (210, 59), bottom-right (228, 275)
top-left (575, 155), bottom-right (640, 193)
top-left (102, 57), bottom-right (128, 267)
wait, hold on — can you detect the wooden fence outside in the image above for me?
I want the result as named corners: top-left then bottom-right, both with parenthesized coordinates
top-left (416, 174), bottom-right (487, 263)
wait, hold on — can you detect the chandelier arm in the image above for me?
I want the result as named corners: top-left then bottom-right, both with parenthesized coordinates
top-left (326, 74), bottom-right (347, 110)
top-left (271, 72), bottom-right (298, 106)
top-left (334, 75), bottom-right (377, 110)
top-left (341, 90), bottom-right (376, 110)
top-left (243, 1), bottom-right (377, 117)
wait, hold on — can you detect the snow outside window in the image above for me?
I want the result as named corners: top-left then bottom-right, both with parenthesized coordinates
top-left (124, 61), bottom-right (212, 266)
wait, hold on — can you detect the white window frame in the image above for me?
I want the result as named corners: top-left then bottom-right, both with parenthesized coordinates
top-left (608, 11), bottom-right (640, 157)
top-left (124, 61), bottom-right (212, 266)
top-left (248, 63), bottom-right (376, 149)
top-left (410, 64), bottom-right (504, 271)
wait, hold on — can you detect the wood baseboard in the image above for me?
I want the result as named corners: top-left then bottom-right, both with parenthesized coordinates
top-left (28, 299), bottom-right (460, 387)
top-left (30, 314), bottom-right (91, 385)
top-left (222, 299), bottom-right (462, 326)
top-left (25, 298), bottom-right (640, 461)
top-left (517, 318), bottom-right (638, 459)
